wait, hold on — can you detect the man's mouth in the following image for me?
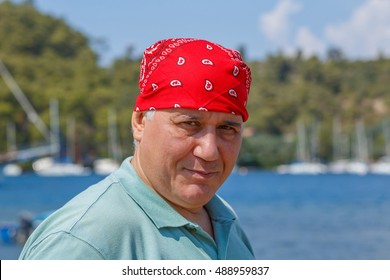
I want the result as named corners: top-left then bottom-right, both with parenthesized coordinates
top-left (185, 168), bottom-right (218, 179)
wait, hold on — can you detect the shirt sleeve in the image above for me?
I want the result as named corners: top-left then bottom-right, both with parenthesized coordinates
top-left (20, 231), bottom-right (105, 260)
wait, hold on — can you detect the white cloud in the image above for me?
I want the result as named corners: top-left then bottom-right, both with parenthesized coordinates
top-left (259, 0), bottom-right (390, 59)
top-left (325, 0), bottom-right (390, 58)
top-left (260, 0), bottom-right (326, 58)
top-left (260, 0), bottom-right (302, 44)
top-left (294, 27), bottom-right (326, 57)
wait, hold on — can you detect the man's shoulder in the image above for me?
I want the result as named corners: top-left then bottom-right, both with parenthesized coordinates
top-left (57, 174), bottom-right (144, 232)
top-left (20, 174), bottom-right (149, 259)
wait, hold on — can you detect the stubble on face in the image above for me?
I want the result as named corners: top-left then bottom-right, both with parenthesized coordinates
top-left (132, 109), bottom-right (243, 212)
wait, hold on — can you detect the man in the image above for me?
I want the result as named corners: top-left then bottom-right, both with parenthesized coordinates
top-left (19, 38), bottom-right (254, 260)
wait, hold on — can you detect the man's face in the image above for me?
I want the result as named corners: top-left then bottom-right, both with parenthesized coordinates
top-left (132, 108), bottom-right (243, 211)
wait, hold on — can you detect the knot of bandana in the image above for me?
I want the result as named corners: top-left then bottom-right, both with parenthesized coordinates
top-left (135, 38), bottom-right (251, 121)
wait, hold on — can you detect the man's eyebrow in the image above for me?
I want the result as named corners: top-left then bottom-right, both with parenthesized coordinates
top-left (172, 112), bottom-right (242, 128)
top-left (224, 120), bottom-right (242, 129)
top-left (174, 113), bottom-right (204, 120)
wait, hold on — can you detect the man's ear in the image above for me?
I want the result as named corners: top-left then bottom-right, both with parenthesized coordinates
top-left (131, 111), bottom-right (146, 142)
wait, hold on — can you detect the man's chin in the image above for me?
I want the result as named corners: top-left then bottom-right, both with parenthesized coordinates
top-left (179, 183), bottom-right (217, 201)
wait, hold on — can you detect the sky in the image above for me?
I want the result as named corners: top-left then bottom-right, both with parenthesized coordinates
top-left (12, 0), bottom-right (390, 65)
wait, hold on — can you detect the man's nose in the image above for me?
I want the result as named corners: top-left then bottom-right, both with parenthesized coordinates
top-left (193, 129), bottom-right (219, 161)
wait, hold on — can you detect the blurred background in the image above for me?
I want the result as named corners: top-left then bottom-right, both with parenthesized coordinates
top-left (1, 0), bottom-right (390, 260)
top-left (1, 0), bottom-right (390, 170)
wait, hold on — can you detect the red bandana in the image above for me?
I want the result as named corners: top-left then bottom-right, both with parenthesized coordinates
top-left (135, 38), bottom-right (251, 121)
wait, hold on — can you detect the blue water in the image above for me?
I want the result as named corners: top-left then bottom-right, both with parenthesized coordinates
top-left (1, 171), bottom-right (390, 259)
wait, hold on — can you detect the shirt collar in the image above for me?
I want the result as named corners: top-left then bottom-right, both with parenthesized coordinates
top-left (206, 195), bottom-right (237, 223)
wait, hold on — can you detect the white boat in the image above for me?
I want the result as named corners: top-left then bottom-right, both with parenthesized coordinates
top-left (371, 156), bottom-right (390, 175)
top-left (277, 121), bottom-right (327, 175)
top-left (370, 122), bottom-right (390, 175)
top-left (345, 160), bottom-right (369, 175)
top-left (32, 157), bottom-right (91, 176)
top-left (2, 163), bottom-right (22, 176)
top-left (328, 119), bottom-right (370, 175)
top-left (345, 120), bottom-right (369, 175)
top-left (277, 161), bottom-right (327, 175)
top-left (93, 109), bottom-right (122, 176)
top-left (328, 159), bottom-right (349, 174)
top-left (328, 118), bottom-right (350, 174)
top-left (93, 158), bottom-right (120, 175)
top-left (328, 159), bottom-right (369, 175)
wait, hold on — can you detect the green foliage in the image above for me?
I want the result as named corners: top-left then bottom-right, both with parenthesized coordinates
top-left (1, 1), bottom-right (390, 168)
top-left (0, 1), bottom-right (116, 156)
top-left (238, 134), bottom-right (294, 169)
top-left (242, 50), bottom-right (390, 167)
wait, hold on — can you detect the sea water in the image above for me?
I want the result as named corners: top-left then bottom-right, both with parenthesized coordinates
top-left (1, 171), bottom-right (390, 260)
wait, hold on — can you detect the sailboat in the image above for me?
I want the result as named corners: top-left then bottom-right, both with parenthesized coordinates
top-left (2, 163), bottom-right (22, 176)
top-left (344, 119), bottom-right (369, 175)
top-left (1, 122), bottom-right (22, 176)
top-left (93, 109), bottom-right (120, 175)
top-left (370, 120), bottom-right (390, 175)
top-left (277, 121), bottom-right (327, 174)
top-left (328, 118), bottom-right (370, 175)
top-left (371, 156), bottom-right (390, 174)
top-left (328, 117), bottom-right (352, 174)
top-left (32, 156), bottom-right (90, 176)
top-left (32, 100), bottom-right (91, 176)
top-left (0, 59), bottom-right (59, 172)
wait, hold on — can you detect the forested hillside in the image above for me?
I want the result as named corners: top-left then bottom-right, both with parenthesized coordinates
top-left (1, 1), bottom-right (389, 168)
top-left (0, 1), bottom-right (139, 163)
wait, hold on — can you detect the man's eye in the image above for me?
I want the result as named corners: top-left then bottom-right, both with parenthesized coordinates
top-left (220, 125), bottom-right (237, 132)
top-left (219, 125), bottom-right (241, 136)
top-left (184, 121), bottom-right (199, 127)
top-left (220, 125), bottom-right (233, 130)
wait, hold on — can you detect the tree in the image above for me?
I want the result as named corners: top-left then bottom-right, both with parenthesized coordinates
top-left (0, 1), bottom-right (102, 156)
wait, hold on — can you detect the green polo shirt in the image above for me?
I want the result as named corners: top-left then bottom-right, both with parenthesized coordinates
top-left (19, 157), bottom-right (255, 260)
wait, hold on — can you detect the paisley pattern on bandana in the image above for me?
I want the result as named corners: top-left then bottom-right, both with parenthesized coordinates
top-left (135, 38), bottom-right (251, 121)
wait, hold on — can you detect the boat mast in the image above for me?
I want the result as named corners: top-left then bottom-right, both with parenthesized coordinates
top-left (108, 108), bottom-right (121, 160)
top-left (296, 121), bottom-right (307, 162)
top-left (6, 121), bottom-right (17, 152)
top-left (49, 99), bottom-right (60, 157)
top-left (0, 59), bottom-right (52, 143)
top-left (0, 59), bottom-right (60, 161)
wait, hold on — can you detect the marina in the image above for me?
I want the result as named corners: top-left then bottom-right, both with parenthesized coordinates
top-left (1, 171), bottom-right (390, 260)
